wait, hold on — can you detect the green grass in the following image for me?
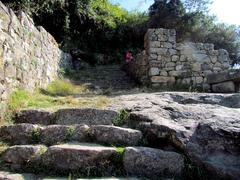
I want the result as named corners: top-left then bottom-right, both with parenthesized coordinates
top-left (0, 141), bottom-right (8, 155)
top-left (116, 147), bottom-right (125, 154)
top-left (3, 81), bottom-right (111, 124)
top-left (45, 79), bottom-right (89, 96)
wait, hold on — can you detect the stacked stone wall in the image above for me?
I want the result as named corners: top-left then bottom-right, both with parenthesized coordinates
top-left (131, 28), bottom-right (231, 89)
top-left (0, 1), bottom-right (71, 113)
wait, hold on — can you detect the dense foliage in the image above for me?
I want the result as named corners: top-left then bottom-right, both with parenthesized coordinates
top-left (2, 0), bottom-right (240, 64)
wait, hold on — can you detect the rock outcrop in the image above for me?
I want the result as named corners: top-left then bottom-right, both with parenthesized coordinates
top-left (110, 92), bottom-right (240, 179)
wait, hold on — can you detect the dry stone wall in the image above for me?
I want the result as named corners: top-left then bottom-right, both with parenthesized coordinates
top-left (0, 1), bottom-right (72, 109)
top-left (130, 28), bottom-right (231, 90)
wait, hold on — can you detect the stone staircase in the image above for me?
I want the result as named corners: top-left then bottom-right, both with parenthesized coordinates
top-left (71, 65), bottom-right (137, 91)
top-left (0, 108), bottom-right (186, 179)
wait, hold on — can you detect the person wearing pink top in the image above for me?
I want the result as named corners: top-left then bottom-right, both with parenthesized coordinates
top-left (125, 51), bottom-right (133, 63)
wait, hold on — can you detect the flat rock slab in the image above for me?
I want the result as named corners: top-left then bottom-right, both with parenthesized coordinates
top-left (90, 125), bottom-right (142, 146)
top-left (15, 108), bottom-right (118, 125)
top-left (55, 108), bottom-right (117, 125)
top-left (0, 171), bottom-right (37, 180)
top-left (0, 124), bottom-right (41, 145)
top-left (207, 70), bottom-right (240, 84)
top-left (212, 81), bottom-right (236, 93)
top-left (109, 92), bottom-right (240, 179)
top-left (123, 147), bottom-right (184, 178)
top-left (41, 143), bottom-right (116, 171)
top-left (0, 171), bottom-right (139, 180)
top-left (1, 145), bottom-right (47, 170)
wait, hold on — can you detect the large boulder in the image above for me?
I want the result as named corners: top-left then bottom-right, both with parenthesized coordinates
top-left (110, 92), bottom-right (240, 179)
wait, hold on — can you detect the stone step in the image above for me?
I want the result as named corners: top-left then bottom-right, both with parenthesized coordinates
top-left (14, 108), bottom-right (118, 125)
top-left (0, 124), bottom-right (143, 146)
top-left (0, 143), bottom-right (119, 177)
top-left (1, 144), bottom-right (185, 178)
top-left (0, 171), bottom-right (139, 180)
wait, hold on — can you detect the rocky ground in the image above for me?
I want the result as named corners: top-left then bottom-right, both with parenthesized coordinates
top-left (0, 65), bottom-right (239, 179)
top-left (0, 92), bottom-right (239, 179)
top-left (109, 92), bottom-right (240, 179)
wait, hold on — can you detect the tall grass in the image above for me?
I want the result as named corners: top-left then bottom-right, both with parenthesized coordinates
top-left (46, 79), bottom-right (89, 96)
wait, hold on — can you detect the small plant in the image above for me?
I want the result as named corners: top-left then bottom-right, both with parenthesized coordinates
top-left (31, 58), bottom-right (37, 66)
top-left (112, 109), bottom-right (130, 126)
top-left (110, 147), bottom-right (126, 176)
top-left (67, 126), bottom-right (75, 140)
top-left (36, 146), bottom-right (48, 156)
top-left (32, 128), bottom-right (41, 143)
top-left (59, 68), bottom-right (66, 79)
top-left (0, 141), bottom-right (9, 155)
top-left (85, 128), bottom-right (94, 141)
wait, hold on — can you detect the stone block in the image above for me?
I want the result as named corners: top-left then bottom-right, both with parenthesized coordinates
top-left (123, 147), bottom-right (184, 178)
top-left (156, 48), bottom-right (168, 55)
top-left (149, 41), bottom-right (161, 48)
top-left (165, 62), bottom-right (176, 68)
top-left (169, 71), bottom-right (180, 77)
top-left (172, 55), bottom-right (179, 62)
top-left (149, 54), bottom-right (158, 60)
top-left (192, 63), bottom-right (202, 72)
top-left (160, 70), bottom-right (168, 76)
top-left (176, 65), bottom-right (183, 71)
top-left (196, 77), bottom-right (204, 84)
top-left (163, 42), bottom-right (172, 49)
top-left (210, 56), bottom-right (218, 63)
top-left (151, 76), bottom-right (175, 83)
top-left (212, 81), bottom-right (235, 93)
top-left (180, 55), bottom-right (186, 62)
top-left (149, 67), bottom-right (160, 76)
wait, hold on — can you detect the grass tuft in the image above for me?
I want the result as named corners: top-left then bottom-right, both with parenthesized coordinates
top-left (0, 141), bottom-right (9, 155)
top-left (45, 79), bottom-right (89, 96)
top-left (112, 109), bottom-right (130, 126)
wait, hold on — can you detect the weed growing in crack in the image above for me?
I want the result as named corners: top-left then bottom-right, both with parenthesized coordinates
top-left (112, 109), bottom-right (130, 126)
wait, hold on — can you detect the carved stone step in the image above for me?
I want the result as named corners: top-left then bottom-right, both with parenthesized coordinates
top-left (14, 108), bottom-right (118, 125)
top-left (1, 144), bottom-right (185, 178)
top-left (0, 171), bottom-right (139, 180)
top-left (0, 124), bottom-right (142, 146)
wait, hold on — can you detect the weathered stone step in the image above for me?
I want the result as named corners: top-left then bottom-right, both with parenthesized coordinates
top-left (0, 171), bottom-right (139, 180)
top-left (14, 108), bottom-right (118, 125)
top-left (1, 144), bottom-right (185, 178)
top-left (0, 124), bottom-right (142, 146)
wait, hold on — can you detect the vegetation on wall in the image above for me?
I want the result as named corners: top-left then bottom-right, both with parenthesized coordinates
top-left (1, 0), bottom-right (239, 64)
